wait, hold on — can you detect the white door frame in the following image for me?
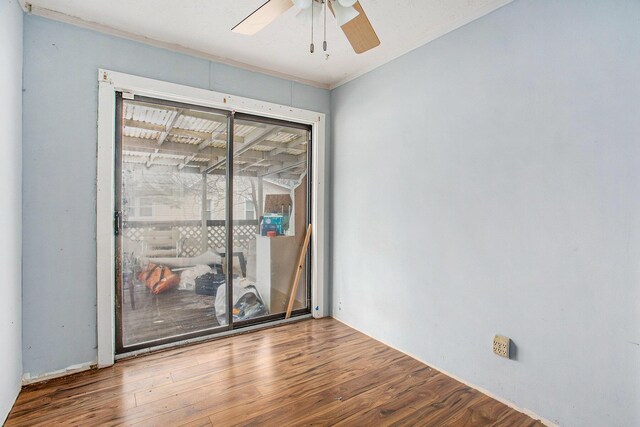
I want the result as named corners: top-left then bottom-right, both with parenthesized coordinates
top-left (96, 69), bottom-right (326, 367)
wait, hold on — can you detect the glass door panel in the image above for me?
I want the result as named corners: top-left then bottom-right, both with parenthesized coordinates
top-left (115, 95), bottom-right (230, 352)
top-left (229, 115), bottom-right (311, 324)
top-left (115, 95), bottom-right (313, 354)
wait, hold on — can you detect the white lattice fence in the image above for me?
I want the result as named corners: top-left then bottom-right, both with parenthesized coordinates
top-left (207, 223), bottom-right (259, 252)
top-left (176, 225), bottom-right (203, 257)
top-left (124, 220), bottom-right (259, 256)
top-left (207, 224), bottom-right (225, 251)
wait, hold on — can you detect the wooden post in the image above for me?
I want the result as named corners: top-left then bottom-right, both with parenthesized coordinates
top-left (257, 176), bottom-right (264, 220)
top-left (201, 172), bottom-right (208, 252)
top-left (285, 224), bottom-right (312, 319)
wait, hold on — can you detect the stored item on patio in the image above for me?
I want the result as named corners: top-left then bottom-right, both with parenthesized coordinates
top-left (195, 272), bottom-right (226, 296)
top-left (141, 228), bottom-right (181, 258)
top-left (264, 194), bottom-right (292, 233)
top-left (216, 250), bottom-right (248, 278)
top-left (178, 265), bottom-right (212, 291)
top-left (137, 262), bottom-right (157, 283)
top-left (264, 194), bottom-right (292, 215)
top-left (150, 250), bottom-right (247, 278)
top-left (147, 250), bottom-right (222, 269)
top-left (215, 280), bottom-right (268, 325)
top-left (286, 223), bottom-right (312, 319)
top-left (152, 267), bottom-right (181, 295)
top-left (145, 266), bottom-right (163, 289)
top-left (138, 263), bottom-right (181, 295)
top-left (261, 213), bottom-right (284, 236)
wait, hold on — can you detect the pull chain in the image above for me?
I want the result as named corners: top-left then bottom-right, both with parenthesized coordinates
top-left (310, 1), bottom-right (315, 53)
top-left (323, 0), bottom-right (327, 51)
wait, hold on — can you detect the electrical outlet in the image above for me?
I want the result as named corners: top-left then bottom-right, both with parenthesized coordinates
top-left (493, 335), bottom-right (511, 359)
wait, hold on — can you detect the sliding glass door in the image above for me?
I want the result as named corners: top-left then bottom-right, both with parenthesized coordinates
top-left (230, 114), bottom-right (311, 326)
top-left (115, 95), bottom-right (230, 352)
top-left (114, 94), bottom-right (311, 353)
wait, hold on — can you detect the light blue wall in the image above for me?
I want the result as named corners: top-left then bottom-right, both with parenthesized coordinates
top-left (330, 1), bottom-right (640, 426)
top-left (0, 0), bottom-right (23, 422)
top-left (22, 15), bottom-right (330, 378)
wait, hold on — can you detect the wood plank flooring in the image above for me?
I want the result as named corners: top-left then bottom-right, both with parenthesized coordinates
top-left (6, 318), bottom-right (545, 426)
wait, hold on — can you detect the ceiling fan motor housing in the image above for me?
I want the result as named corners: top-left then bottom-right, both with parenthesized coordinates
top-left (232, 0), bottom-right (380, 55)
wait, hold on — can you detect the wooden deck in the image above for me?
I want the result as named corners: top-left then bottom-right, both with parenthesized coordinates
top-left (6, 318), bottom-right (545, 426)
top-left (121, 282), bottom-right (220, 346)
top-left (120, 279), bottom-right (304, 346)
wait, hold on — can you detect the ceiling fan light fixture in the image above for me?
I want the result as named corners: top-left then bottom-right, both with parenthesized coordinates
top-left (292, 0), bottom-right (313, 9)
top-left (333, 2), bottom-right (359, 26)
top-left (337, 0), bottom-right (357, 7)
top-left (295, 2), bottom-right (323, 22)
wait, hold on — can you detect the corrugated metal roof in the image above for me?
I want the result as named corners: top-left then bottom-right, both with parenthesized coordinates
top-left (121, 100), bottom-right (308, 178)
top-left (124, 103), bottom-right (177, 125)
top-left (174, 115), bottom-right (224, 134)
top-left (234, 124), bottom-right (257, 137)
top-left (124, 127), bottom-right (159, 140)
top-left (251, 145), bottom-right (274, 152)
top-left (123, 156), bottom-right (146, 164)
top-left (269, 131), bottom-right (299, 143)
top-left (167, 134), bottom-right (201, 145)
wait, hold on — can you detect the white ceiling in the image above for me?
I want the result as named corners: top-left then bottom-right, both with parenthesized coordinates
top-left (23, 0), bottom-right (512, 88)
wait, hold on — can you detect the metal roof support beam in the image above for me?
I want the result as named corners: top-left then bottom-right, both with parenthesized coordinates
top-left (204, 126), bottom-right (283, 174)
top-left (259, 160), bottom-right (307, 178)
top-left (158, 109), bottom-right (184, 146)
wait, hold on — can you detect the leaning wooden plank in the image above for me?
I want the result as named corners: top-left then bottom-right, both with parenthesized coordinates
top-left (285, 224), bottom-right (312, 319)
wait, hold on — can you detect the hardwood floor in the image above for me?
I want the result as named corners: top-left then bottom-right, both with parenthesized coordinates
top-left (6, 318), bottom-right (545, 426)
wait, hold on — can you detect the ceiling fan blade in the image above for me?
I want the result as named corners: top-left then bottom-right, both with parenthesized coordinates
top-left (232, 0), bottom-right (294, 35)
top-left (329, 1), bottom-right (380, 54)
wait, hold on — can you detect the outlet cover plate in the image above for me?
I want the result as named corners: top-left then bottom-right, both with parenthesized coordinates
top-left (493, 335), bottom-right (510, 358)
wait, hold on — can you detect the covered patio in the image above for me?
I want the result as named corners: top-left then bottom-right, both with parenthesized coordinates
top-left (118, 97), bottom-right (310, 348)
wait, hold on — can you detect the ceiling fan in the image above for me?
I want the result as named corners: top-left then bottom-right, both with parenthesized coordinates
top-left (232, 0), bottom-right (380, 54)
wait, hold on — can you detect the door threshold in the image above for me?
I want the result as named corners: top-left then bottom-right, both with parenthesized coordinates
top-left (115, 314), bottom-right (313, 361)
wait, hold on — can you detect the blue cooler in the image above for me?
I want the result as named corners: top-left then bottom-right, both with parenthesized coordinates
top-left (261, 214), bottom-right (284, 236)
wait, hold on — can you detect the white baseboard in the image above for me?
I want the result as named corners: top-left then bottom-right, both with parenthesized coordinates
top-left (22, 361), bottom-right (96, 385)
top-left (332, 316), bottom-right (558, 427)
